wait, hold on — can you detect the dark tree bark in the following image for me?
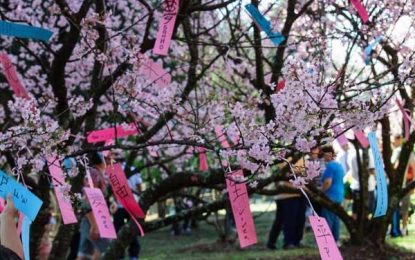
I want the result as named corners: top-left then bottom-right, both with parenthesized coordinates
top-left (29, 175), bottom-right (51, 259)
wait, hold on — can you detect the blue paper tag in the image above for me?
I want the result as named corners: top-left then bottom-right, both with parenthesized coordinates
top-left (266, 30), bottom-right (285, 46)
top-left (368, 132), bottom-right (388, 217)
top-left (245, 4), bottom-right (285, 46)
top-left (0, 20), bottom-right (53, 42)
top-left (22, 216), bottom-right (31, 260)
top-left (364, 36), bottom-right (382, 65)
top-left (0, 170), bottom-right (43, 221)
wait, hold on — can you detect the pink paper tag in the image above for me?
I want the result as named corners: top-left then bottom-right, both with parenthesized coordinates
top-left (309, 216), bottom-right (343, 260)
top-left (215, 125), bottom-right (230, 149)
top-left (140, 58), bottom-right (171, 87)
top-left (350, 0), bottom-right (369, 23)
top-left (124, 205), bottom-right (145, 237)
top-left (0, 198), bottom-right (4, 213)
top-left (277, 80), bottom-right (285, 91)
top-left (87, 123), bottom-right (138, 143)
top-left (198, 147), bottom-right (208, 171)
top-left (47, 156), bottom-right (78, 224)
top-left (226, 170), bottom-right (257, 248)
top-left (153, 0), bottom-right (180, 56)
top-left (106, 164), bottom-right (145, 219)
top-left (396, 99), bottom-right (412, 141)
top-left (0, 53), bottom-right (29, 98)
top-left (84, 187), bottom-right (117, 239)
top-left (354, 130), bottom-right (369, 148)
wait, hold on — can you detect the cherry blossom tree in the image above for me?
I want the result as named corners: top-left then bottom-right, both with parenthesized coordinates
top-left (1, 0), bottom-right (415, 258)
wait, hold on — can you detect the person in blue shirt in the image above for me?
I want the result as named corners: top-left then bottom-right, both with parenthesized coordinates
top-left (320, 146), bottom-right (344, 242)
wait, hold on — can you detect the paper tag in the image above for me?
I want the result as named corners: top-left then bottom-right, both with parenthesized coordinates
top-left (0, 170), bottom-right (43, 221)
top-left (87, 123), bottom-right (138, 143)
top-left (198, 147), bottom-right (208, 171)
top-left (84, 187), bottom-right (117, 239)
top-left (0, 20), bottom-right (53, 42)
top-left (368, 132), bottom-right (388, 217)
top-left (363, 36), bottom-right (382, 65)
top-left (395, 99), bottom-right (413, 141)
top-left (47, 156), bottom-right (77, 224)
top-left (140, 58), bottom-right (171, 87)
top-left (0, 53), bottom-right (30, 98)
top-left (350, 0), bottom-right (369, 23)
top-left (354, 130), bottom-right (369, 148)
top-left (215, 125), bottom-right (230, 149)
top-left (244, 4), bottom-right (285, 46)
top-left (153, 0), bottom-right (180, 56)
top-left (277, 80), bottom-right (285, 91)
top-left (226, 170), bottom-right (257, 248)
top-left (125, 206), bottom-right (145, 237)
top-left (22, 216), bottom-right (32, 260)
top-left (106, 163), bottom-right (145, 219)
top-left (309, 216), bottom-right (343, 260)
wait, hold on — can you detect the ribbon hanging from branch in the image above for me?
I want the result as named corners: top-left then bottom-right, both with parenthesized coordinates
top-left (350, 0), bottom-right (369, 23)
top-left (354, 130), bottom-right (369, 148)
top-left (107, 163), bottom-right (145, 236)
top-left (244, 4), bottom-right (285, 46)
top-left (396, 99), bottom-right (414, 141)
top-left (363, 36), bottom-right (383, 65)
top-left (0, 53), bottom-right (30, 98)
top-left (309, 216), bottom-right (344, 260)
top-left (226, 170), bottom-right (257, 248)
top-left (47, 156), bottom-right (78, 224)
top-left (153, 0), bottom-right (180, 56)
top-left (368, 132), bottom-right (388, 217)
top-left (0, 20), bottom-right (53, 42)
top-left (84, 187), bottom-right (117, 239)
top-left (198, 147), bottom-right (209, 171)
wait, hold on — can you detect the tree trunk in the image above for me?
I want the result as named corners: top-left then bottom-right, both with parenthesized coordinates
top-left (48, 224), bottom-right (78, 259)
top-left (30, 174), bottom-right (51, 259)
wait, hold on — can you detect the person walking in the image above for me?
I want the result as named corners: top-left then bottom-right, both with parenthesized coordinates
top-left (320, 146), bottom-right (345, 243)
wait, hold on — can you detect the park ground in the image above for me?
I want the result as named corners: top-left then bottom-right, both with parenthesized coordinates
top-left (140, 197), bottom-right (415, 260)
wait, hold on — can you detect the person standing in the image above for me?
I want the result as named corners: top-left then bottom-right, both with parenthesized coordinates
top-left (342, 146), bottom-right (360, 220)
top-left (302, 146), bottom-right (324, 232)
top-left (320, 146), bottom-right (345, 242)
top-left (400, 147), bottom-right (415, 236)
top-left (77, 153), bottom-right (111, 260)
top-left (390, 135), bottom-right (403, 237)
top-left (337, 144), bottom-right (351, 178)
top-left (266, 181), bottom-right (297, 249)
top-left (267, 178), bottom-right (306, 249)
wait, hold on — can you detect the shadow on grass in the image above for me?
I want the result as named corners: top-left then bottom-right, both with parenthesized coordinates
top-left (140, 209), bottom-right (415, 260)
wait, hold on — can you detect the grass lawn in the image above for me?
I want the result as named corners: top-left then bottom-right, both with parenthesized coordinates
top-left (140, 200), bottom-right (415, 260)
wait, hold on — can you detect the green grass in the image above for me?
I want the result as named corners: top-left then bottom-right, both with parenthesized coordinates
top-left (140, 200), bottom-right (415, 260)
top-left (386, 196), bottom-right (415, 252)
top-left (140, 210), bottom-right (321, 260)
